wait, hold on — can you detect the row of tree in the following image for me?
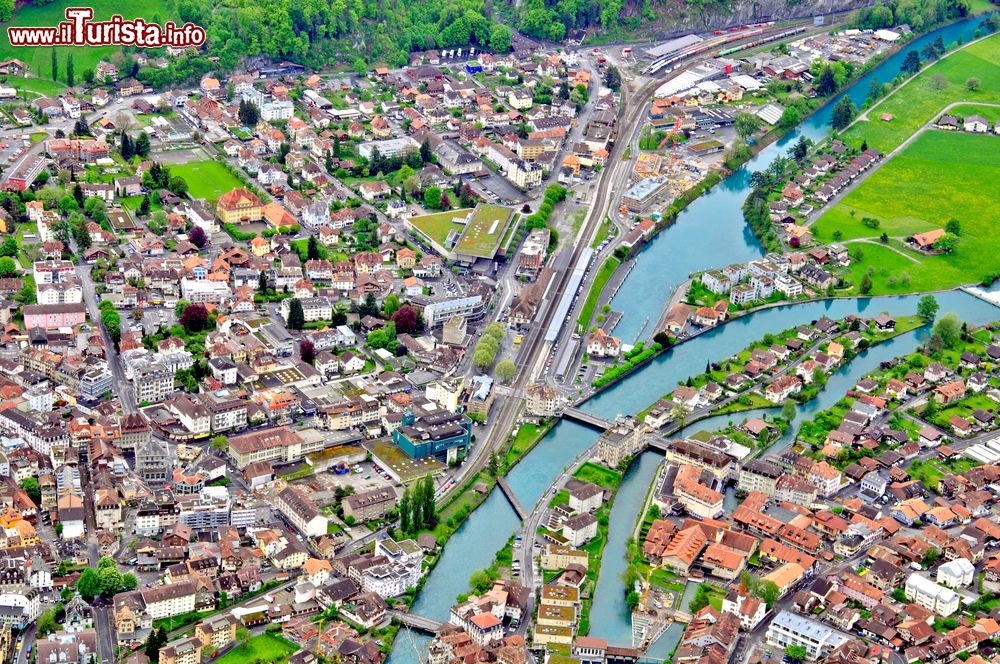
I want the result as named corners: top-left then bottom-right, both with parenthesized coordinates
top-left (398, 475), bottom-right (436, 535)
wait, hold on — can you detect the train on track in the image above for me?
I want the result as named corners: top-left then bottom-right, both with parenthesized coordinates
top-left (642, 23), bottom-right (809, 75)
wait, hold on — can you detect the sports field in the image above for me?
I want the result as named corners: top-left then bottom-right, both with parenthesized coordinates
top-left (812, 130), bottom-right (1000, 294)
top-left (454, 204), bottom-right (515, 258)
top-left (0, 0), bottom-right (170, 82)
top-left (408, 208), bottom-right (470, 248)
top-left (842, 33), bottom-right (1000, 153)
top-left (171, 161), bottom-right (246, 203)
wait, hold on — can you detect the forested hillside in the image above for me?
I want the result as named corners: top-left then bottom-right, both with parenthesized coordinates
top-left (3, 0), bottom-right (988, 83)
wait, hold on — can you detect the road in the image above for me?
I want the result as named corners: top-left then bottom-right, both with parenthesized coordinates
top-left (75, 257), bottom-right (137, 413)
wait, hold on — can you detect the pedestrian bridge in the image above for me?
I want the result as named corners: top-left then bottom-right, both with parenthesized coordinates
top-left (562, 406), bottom-right (612, 430)
top-left (496, 476), bottom-right (528, 520)
top-left (390, 610), bottom-right (445, 634)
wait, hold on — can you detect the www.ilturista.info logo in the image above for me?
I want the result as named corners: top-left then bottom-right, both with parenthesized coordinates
top-left (7, 7), bottom-right (206, 48)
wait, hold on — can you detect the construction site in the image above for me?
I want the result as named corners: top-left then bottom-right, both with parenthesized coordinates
top-left (621, 113), bottom-right (733, 217)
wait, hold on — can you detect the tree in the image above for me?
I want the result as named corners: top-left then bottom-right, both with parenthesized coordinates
top-left (933, 233), bottom-right (959, 253)
top-left (76, 568), bottom-right (101, 600)
top-left (169, 176), bottom-right (188, 197)
top-left (138, 195), bottom-right (151, 217)
top-left (51, 48), bottom-right (58, 83)
top-left (398, 489), bottom-right (411, 534)
top-left (120, 132), bottom-right (134, 161)
top-left (420, 475), bottom-right (435, 528)
top-left (785, 646), bottom-right (809, 664)
top-left (146, 627), bottom-right (168, 663)
top-left (495, 359), bottom-right (516, 383)
top-left (781, 399), bottom-right (796, 421)
top-left (424, 186), bottom-right (442, 210)
top-left (189, 225), bottom-right (207, 248)
top-left (66, 53), bottom-right (75, 87)
top-left (287, 299), bottom-right (306, 330)
top-left (179, 303), bottom-right (209, 332)
top-left (238, 99), bottom-right (260, 126)
top-left (605, 65), bottom-right (622, 91)
top-left (382, 293), bottom-right (401, 317)
top-left (0, 256), bottom-right (17, 277)
top-left (859, 272), bottom-right (873, 294)
top-left (933, 313), bottom-right (962, 349)
top-left (918, 295), bottom-right (940, 322)
top-left (210, 435), bottom-right (227, 452)
top-left (688, 584), bottom-right (713, 612)
top-left (98, 565), bottom-right (123, 596)
top-left (815, 66), bottom-right (837, 95)
top-left (306, 235), bottom-right (321, 260)
top-left (945, 219), bottom-right (961, 236)
top-left (831, 97), bottom-right (857, 131)
top-left (135, 131), bottom-right (151, 158)
top-left (299, 339), bottom-right (316, 365)
top-left (489, 24), bottom-right (511, 53)
top-left (20, 477), bottom-right (40, 505)
top-left (121, 573), bottom-right (138, 592)
top-left (966, 77), bottom-right (981, 91)
top-left (901, 50), bottom-right (921, 75)
top-left (0, 236), bottom-right (17, 257)
top-left (391, 305), bottom-right (419, 334)
top-left (757, 580), bottom-right (780, 608)
top-left (734, 112), bottom-right (761, 141)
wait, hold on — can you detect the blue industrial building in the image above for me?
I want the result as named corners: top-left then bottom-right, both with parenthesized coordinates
top-left (392, 410), bottom-right (472, 462)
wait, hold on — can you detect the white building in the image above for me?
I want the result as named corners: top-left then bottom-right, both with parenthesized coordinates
top-left (905, 573), bottom-right (960, 616)
top-left (936, 558), bottom-right (975, 589)
top-left (766, 610), bottom-right (852, 660)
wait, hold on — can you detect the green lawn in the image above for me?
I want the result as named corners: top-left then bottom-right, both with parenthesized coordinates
top-left (214, 634), bottom-right (296, 664)
top-left (454, 204), bottom-right (515, 258)
top-left (0, 0), bottom-right (170, 83)
top-left (577, 256), bottom-right (620, 332)
top-left (409, 208), bottom-right (469, 248)
top-left (841, 33), bottom-right (1000, 153)
top-left (812, 131), bottom-right (1000, 294)
top-left (171, 161), bottom-right (246, 203)
top-left (573, 461), bottom-right (621, 488)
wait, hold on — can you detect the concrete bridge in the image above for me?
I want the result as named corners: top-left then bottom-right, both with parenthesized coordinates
top-left (391, 610), bottom-right (445, 634)
top-left (496, 476), bottom-right (528, 520)
top-left (562, 406), bottom-right (613, 430)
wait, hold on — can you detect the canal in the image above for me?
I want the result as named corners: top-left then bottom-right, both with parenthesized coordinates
top-left (608, 14), bottom-right (994, 344)
top-left (387, 14), bottom-right (995, 664)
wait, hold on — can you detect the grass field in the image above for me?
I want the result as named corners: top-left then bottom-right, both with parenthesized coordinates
top-left (214, 634), bottom-right (296, 664)
top-left (171, 161), bottom-right (246, 203)
top-left (573, 461), bottom-right (621, 488)
top-left (841, 33), bottom-right (1000, 153)
top-left (812, 130), bottom-right (1000, 294)
top-left (0, 0), bottom-right (171, 83)
top-left (577, 256), bottom-right (620, 331)
top-left (455, 204), bottom-right (514, 258)
top-left (409, 208), bottom-right (470, 248)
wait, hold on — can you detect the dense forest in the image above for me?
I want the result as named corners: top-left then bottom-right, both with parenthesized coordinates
top-left (14, 0), bottom-right (990, 84)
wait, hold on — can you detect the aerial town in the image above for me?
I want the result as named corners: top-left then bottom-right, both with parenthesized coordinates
top-left (0, 2), bottom-right (997, 664)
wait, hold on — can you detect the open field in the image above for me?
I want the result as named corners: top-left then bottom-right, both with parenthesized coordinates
top-left (409, 208), bottom-right (469, 248)
top-left (214, 634), bottom-right (296, 664)
top-left (455, 204), bottom-right (515, 258)
top-left (841, 33), bottom-right (1000, 153)
top-left (812, 130), bottom-right (1000, 294)
top-left (0, 0), bottom-right (171, 82)
top-left (171, 161), bottom-right (246, 203)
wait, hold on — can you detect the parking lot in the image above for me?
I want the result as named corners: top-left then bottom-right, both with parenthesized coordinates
top-left (308, 460), bottom-right (397, 496)
top-left (469, 172), bottom-right (527, 206)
